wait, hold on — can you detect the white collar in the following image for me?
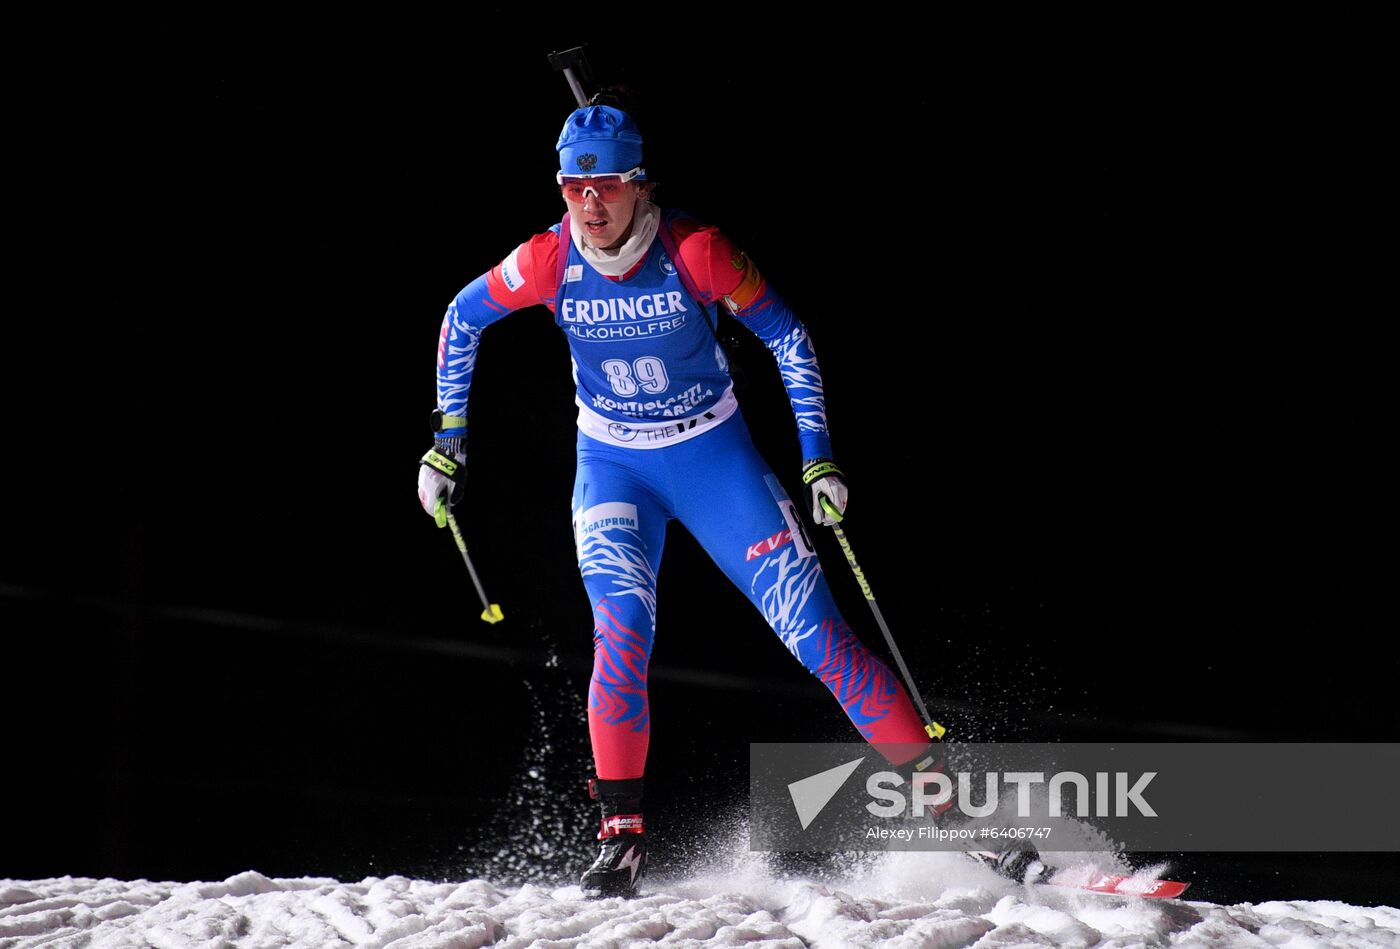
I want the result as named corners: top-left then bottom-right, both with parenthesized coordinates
top-left (569, 198), bottom-right (661, 277)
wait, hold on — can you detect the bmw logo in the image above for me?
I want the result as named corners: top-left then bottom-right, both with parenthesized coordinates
top-left (608, 423), bottom-right (637, 441)
top-left (659, 254), bottom-right (676, 276)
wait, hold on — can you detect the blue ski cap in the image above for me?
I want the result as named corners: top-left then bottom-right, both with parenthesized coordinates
top-left (556, 105), bottom-right (645, 178)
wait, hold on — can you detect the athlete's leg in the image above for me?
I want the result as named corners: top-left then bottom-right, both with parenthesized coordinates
top-left (572, 431), bottom-right (672, 781)
top-left (666, 415), bottom-right (934, 767)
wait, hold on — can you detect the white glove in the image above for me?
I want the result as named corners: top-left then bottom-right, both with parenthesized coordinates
top-left (802, 459), bottom-right (848, 526)
top-left (418, 445), bottom-right (465, 526)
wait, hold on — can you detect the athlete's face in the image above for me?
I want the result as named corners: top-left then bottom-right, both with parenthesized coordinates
top-left (563, 180), bottom-right (641, 251)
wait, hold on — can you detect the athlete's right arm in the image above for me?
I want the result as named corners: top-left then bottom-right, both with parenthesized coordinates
top-left (435, 230), bottom-right (561, 429)
top-left (420, 230), bottom-right (560, 520)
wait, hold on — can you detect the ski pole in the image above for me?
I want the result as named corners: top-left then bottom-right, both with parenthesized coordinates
top-left (819, 497), bottom-right (944, 740)
top-left (436, 497), bottom-right (505, 625)
top-left (447, 48), bottom-right (588, 627)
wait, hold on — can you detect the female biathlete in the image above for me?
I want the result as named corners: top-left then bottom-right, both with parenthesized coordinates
top-left (418, 98), bottom-right (953, 897)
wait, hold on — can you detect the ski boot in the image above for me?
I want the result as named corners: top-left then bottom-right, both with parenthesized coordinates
top-left (969, 837), bottom-right (1046, 884)
top-left (900, 737), bottom-right (1042, 883)
top-left (580, 776), bottom-right (648, 898)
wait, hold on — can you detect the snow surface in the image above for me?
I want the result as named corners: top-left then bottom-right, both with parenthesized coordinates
top-left (4, 854), bottom-right (1397, 948)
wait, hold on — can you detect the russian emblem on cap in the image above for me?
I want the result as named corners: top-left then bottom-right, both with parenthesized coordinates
top-left (576, 153), bottom-right (598, 173)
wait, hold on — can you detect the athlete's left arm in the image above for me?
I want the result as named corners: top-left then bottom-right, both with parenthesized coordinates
top-left (675, 222), bottom-right (833, 462)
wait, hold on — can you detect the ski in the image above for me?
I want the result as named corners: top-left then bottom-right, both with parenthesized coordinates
top-left (968, 851), bottom-right (1189, 899)
top-left (1042, 872), bottom-right (1190, 899)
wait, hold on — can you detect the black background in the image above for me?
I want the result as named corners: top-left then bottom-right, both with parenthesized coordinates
top-left (5, 9), bottom-right (1397, 907)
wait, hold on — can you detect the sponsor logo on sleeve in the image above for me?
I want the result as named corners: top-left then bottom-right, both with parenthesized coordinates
top-left (726, 254), bottom-right (763, 313)
top-left (501, 246), bottom-right (527, 293)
